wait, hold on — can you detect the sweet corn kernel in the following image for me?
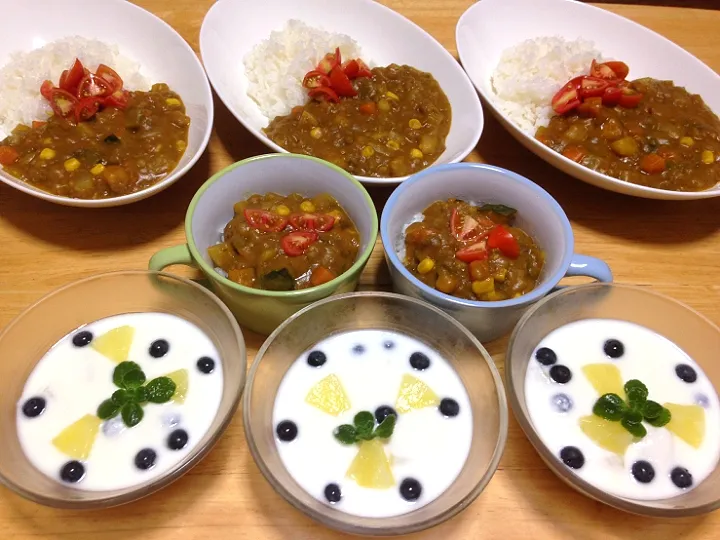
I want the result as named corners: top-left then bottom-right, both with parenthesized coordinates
top-left (385, 91), bottom-right (399, 101)
top-left (90, 164), bottom-right (105, 176)
top-left (275, 204), bottom-right (291, 216)
top-left (408, 118), bottom-right (422, 129)
top-left (39, 148), bottom-right (56, 160)
top-left (701, 150), bottom-right (715, 164)
top-left (386, 140), bottom-right (400, 151)
top-left (165, 98), bottom-right (182, 107)
top-left (680, 136), bottom-right (695, 147)
top-left (493, 268), bottom-right (508, 282)
top-left (300, 200), bottom-right (316, 213)
top-left (362, 145), bottom-right (375, 158)
top-left (472, 278), bottom-right (495, 296)
top-left (42, 138), bottom-right (52, 145)
top-left (417, 257), bottom-right (435, 274)
top-left (410, 148), bottom-right (423, 159)
top-left (310, 127), bottom-right (323, 139)
top-left (176, 140), bottom-right (187, 152)
top-left (328, 209), bottom-right (343, 223)
top-left (63, 158), bottom-right (81, 172)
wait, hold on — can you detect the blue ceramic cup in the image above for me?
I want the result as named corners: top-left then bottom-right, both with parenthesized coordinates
top-left (380, 163), bottom-right (612, 342)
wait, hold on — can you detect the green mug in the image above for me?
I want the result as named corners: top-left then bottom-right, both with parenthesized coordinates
top-left (149, 154), bottom-right (379, 335)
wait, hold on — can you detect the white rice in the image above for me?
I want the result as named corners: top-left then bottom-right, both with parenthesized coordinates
top-left (490, 37), bottom-right (602, 133)
top-left (0, 36), bottom-right (147, 139)
top-left (244, 20), bottom-right (364, 121)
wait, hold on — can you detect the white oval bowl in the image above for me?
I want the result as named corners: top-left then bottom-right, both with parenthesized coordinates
top-left (200, 0), bottom-right (483, 185)
top-left (0, 0), bottom-right (213, 208)
top-left (456, 0), bottom-right (720, 201)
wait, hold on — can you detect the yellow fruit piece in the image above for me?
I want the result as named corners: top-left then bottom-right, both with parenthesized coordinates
top-left (582, 363), bottom-right (625, 397)
top-left (165, 369), bottom-right (189, 404)
top-left (395, 374), bottom-right (440, 414)
top-left (579, 415), bottom-right (635, 455)
top-left (664, 403), bottom-right (705, 448)
top-left (305, 374), bottom-right (351, 416)
top-left (346, 439), bottom-right (395, 489)
top-left (91, 325), bottom-right (135, 363)
top-left (52, 414), bottom-right (101, 459)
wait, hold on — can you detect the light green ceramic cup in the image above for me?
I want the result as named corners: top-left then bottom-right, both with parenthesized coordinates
top-left (149, 154), bottom-right (379, 335)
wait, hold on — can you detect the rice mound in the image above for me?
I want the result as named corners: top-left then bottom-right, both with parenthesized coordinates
top-left (244, 20), bottom-right (364, 122)
top-left (491, 36), bottom-right (602, 133)
top-left (0, 36), bottom-right (147, 139)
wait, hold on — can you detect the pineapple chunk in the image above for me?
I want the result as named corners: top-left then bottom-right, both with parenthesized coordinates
top-left (346, 439), bottom-right (395, 488)
top-left (582, 363), bottom-right (625, 397)
top-left (305, 374), bottom-right (351, 416)
top-left (52, 414), bottom-right (102, 459)
top-left (579, 415), bottom-right (635, 455)
top-left (165, 369), bottom-right (189, 404)
top-left (664, 403), bottom-right (705, 448)
top-left (395, 374), bottom-right (439, 414)
top-left (91, 325), bottom-right (135, 363)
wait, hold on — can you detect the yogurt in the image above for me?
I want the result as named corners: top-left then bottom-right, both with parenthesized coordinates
top-left (273, 330), bottom-right (473, 518)
top-left (525, 319), bottom-right (720, 500)
top-left (17, 312), bottom-right (223, 491)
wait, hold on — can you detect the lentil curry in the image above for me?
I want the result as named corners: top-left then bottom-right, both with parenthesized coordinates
top-left (404, 199), bottom-right (544, 301)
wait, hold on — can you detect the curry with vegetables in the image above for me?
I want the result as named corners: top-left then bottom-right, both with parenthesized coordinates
top-left (264, 49), bottom-right (451, 178)
top-left (404, 199), bottom-right (544, 301)
top-left (536, 59), bottom-right (720, 192)
top-left (208, 192), bottom-right (360, 291)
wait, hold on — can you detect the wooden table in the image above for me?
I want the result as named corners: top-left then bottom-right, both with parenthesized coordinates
top-left (1, 1), bottom-right (719, 538)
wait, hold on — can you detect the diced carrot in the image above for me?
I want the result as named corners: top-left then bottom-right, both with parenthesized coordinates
top-left (359, 102), bottom-right (377, 115)
top-left (32, 121), bottom-right (46, 129)
top-left (0, 146), bottom-right (19, 166)
top-left (310, 266), bottom-right (337, 287)
top-left (640, 153), bottom-right (666, 175)
top-left (562, 146), bottom-right (586, 163)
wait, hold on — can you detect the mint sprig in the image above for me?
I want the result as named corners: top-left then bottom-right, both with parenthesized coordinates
top-left (592, 379), bottom-right (671, 439)
top-left (97, 361), bottom-right (176, 428)
top-left (334, 411), bottom-right (397, 445)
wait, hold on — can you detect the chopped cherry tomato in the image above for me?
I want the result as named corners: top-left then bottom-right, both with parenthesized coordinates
top-left (32, 121), bottom-right (46, 129)
top-left (359, 102), bottom-right (377, 115)
top-left (562, 146), bottom-right (586, 163)
top-left (342, 59), bottom-right (359, 79)
top-left (302, 70), bottom-right (331, 89)
top-left (0, 146), bottom-right (19, 166)
top-left (48, 88), bottom-right (79, 118)
top-left (579, 76), bottom-right (610, 98)
top-left (105, 90), bottom-right (130, 109)
top-left (618, 87), bottom-right (643, 108)
top-left (487, 225), bottom-right (520, 259)
top-left (601, 86), bottom-right (623, 106)
top-left (308, 86), bottom-right (340, 103)
top-left (355, 59), bottom-right (372, 78)
top-left (455, 242), bottom-right (488, 263)
top-left (590, 59), bottom-right (629, 81)
top-left (289, 213), bottom-right (335, 232)
top-left (40, 80), bottom-right (54, 101)
top-left (59, 59), bottom-right (86, 93)
top-left (75, 97), bottom-right (103, 122)
top-left (577, 96), bottom-right (603, 117)
top-left (316, 47), bottom-right (342, 75)
top-left (329, 67), bottom-right (357, 97)
top-left (551, 76), bottom-right (583, 114)
top-left (243, 209), bottom-right (288, 232)
top-left (450, 207), bottom-right (493, 241)
top-left (96, 64), bottom-right (123, 91)
top-left (310, 266), bottom-right (337, 286)
top-left (281, 231), bottom-right (319, 257)
top-left (76, 74), bottom-right (113, 99)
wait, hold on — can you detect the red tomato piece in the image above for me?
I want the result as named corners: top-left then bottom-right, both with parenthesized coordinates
top-left (281, 231), bottom-right (319, 257)
top-left (243, 209), bottom-right (288, 232)
top-left (359, 102), bottom-right (377, 115)
top-left (308, 86), bottom-right (340, 103)
top-left (96, 64), bottom-right (123, 91)
top-left (48, 88), bottom-right (79, 118)
top-left (455, 242), bottom-right (488, 263)
top-left (601, 86), bottom-right (623, 106)
top-left (342, 59), bottom-right (359, 79)
top-left (75, 97), bottom-right (103, 122)
top-left (40, 80), bottom-right (55, 101)
top-left (597, 60), bottom-right (630, 81)
top-left (289, 213), bottom-right (335, 232)
top-left (355, 60), bottom-right (372, 78)
top-left (59, 59), bottom-right (86, 93)
top-left (105, 90), bottom-right (130, 110)
top-left (329, 67), bottom-right (357, 97)
top-left (450, 207), bottom-right (493, 241)
top-left (579, 76), bottom-right (610, 98)
top-left (316, 47), bottom-right (342, 75)
top-left (590, 59), bottom-right (620, 81)
top-left (487, 225), bottom-right (520, 259)
top-left (32, 121), bottom-right (46, 129)
top-left (302, 70), bottom-right (331, 89)
top-left (551, 76), bottom-right (583, 114)
top-left (76, 74), bottom-right (113, 99)
top-left (618, 88), bottom-right (643, 108)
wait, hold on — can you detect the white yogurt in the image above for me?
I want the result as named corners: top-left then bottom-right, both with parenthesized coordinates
top-left (273, 330), bottom-right (473, 518)
top-left (525, 319), bottom-right (720, 500)
top-left (17, 312), bottom-right (223, 491)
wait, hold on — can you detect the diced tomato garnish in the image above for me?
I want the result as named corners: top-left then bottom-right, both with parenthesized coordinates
top-left (289, 213), bottom-right (335, 232)
top-left (76, 74), bottom-right (113, 99)
top-left (342, 60), bottom-right (359, 79)
top-left (359, 102), bottom-right (377, 115)
top-left (105, 90), bottom-right (130, 110)
top-left (281, 231), bottom-right (319, 257)
top-left (551, 77), bottom-right (583, 115)
top-left (455, 242), bottom-right (488, 263)
top-left (243, 209), bottom-right (288, 233)
top-left (75, 97), bottom-right (103, 122)
top-left (316, 47), bottom-right (342, 75)
top-left (48, 88), bottom-right (79, 118)
top-left (59, 59), bottom-right (86, 93)
top-left (329, 66), bottom-right (357, 97)
top-left (618, 88), bottom-right (643, 108)
top-left (593, 60), bottom-right (630, 81)
top-left (40, 80), bottom-right (54, 101)
top-left (355, 60), bottom-right (372, 78)
top-left (487, 225), bottom-right (520, 259)
top-left (601, 86), bottom-right (623, 107)
top-left (579, 76), bottom-right (610, 98)
top-left (450, 207), bottom-right (493, 242)
top-left (308, 86), bottom-right (340, 103)
top-left (562, 146), bottom-right (586, 163)
top-left (302, 70), bottom-right (331, 89)
top-left (96, 64), bottom-right (123, 91)
top-left (310, 266), bottom-right (337, 286)
top-left (0, 146), bottom-right (19, 166)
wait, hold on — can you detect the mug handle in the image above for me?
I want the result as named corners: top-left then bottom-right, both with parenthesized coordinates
top-left (563, 254), bottom-right (613, 284)
top-left (148, 244), bottom-right (195, 271)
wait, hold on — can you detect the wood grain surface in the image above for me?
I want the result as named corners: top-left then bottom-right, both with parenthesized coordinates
top-left (1, 1), bottom-right (719, 539)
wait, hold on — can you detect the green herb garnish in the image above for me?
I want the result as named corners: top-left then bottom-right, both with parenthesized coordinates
top-left (334, 411), bottom-right (397, 445)
top-left (480, 203), bottom-right (517, 217)
top-left (97, 361), bottom-right (176, 428)
top-left (592, 379), bottom-right (671, 439)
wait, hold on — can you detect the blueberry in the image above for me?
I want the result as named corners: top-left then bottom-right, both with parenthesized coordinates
top-left (560, 446), bottom-right (584, 469)
top-left (72, 330), bottom-right (93, 348)
top-left (383, 341), bottom-right (395, 350)
top-left (535, 347), bottom-right (557, 366)
top-left (134, 448), bottom-right (157, 470)
top-left (197, 356), bottom-right (216, 374)
top-left (552, 393), bottom-right (573, 413)
top-left (631, 460), bottom-right (655, 483)
top-left (670, 467), bottom-right (693, 489)
top-left (675, 364), bottom-right (697, 383)
top-left (352, 344), bottom-right (365, 355)
top-left (399, 478), bottom-right (422, 501)
top-left (439, 398), bottom-right (460, 417)
top-left (22, 397), bottom-right (46, 418)
top-left (102, 417), bottom-right (125, 437)
top-left (409, 352), bottom-right (431, 371)
top-left (168, 429), bottom-right (189, 451)
top-left (375, 406), bottom-right (397, 424)
top-left (549, 365), bottom-right (572, 384)
top-left (307, 350), bottom-right (326, 367)
top-left (324, 483), bottom-right (342, 503)
top-left (60, 461), bottom-right (85, 483)
top-left (603, 339), bottom-right (625, 359)
top-left (695, 394), bottom-right (710, 408)
top-left (149, 339), bottom-right (170, 358)
top-left (276, 420), bottom-right (298, 442)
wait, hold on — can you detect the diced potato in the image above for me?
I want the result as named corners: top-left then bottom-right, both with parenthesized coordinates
top-left (610, 137), bottom-right (639, 157)
top-left (208, 243), bottom-right (236, 270)
top-left (472, 278), bottom-right (495, 296)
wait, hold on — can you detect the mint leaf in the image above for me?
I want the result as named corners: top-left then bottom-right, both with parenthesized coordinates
top-left (113, 361), bottom-right (143, 389)
top-left (123, 369), bottom-right (146, 390)
top-left (646, 407), bottom-right (671, 427)
top-left (624, 410), bottom-right (643, 424)
top-left (97, 399), bottom-right (120, 420)
top-left (621, 416), bottom-right (647, 438)
top-left (111, 389), bottom-right (130, 406)
top-left (480, 203), bottom-right (517, 217)
top-left (334, 424), bottom-right (357, 445)
top-left (134, 386), bottom-right (148, 404)
top-left (353, 411), bottom-right (374, 439)
top-left (642, 400), bottom-right (663, 420)
top-left (592, 393), bottom-right (626, 421)
top-left (374, 413), bottom-right (396, 439)
top-left (145, 377), bottom-right (176, 403)
top-left (121, 402), bottom-right (143, 427)
top-left (624, 380), bottom-right (648, 410)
